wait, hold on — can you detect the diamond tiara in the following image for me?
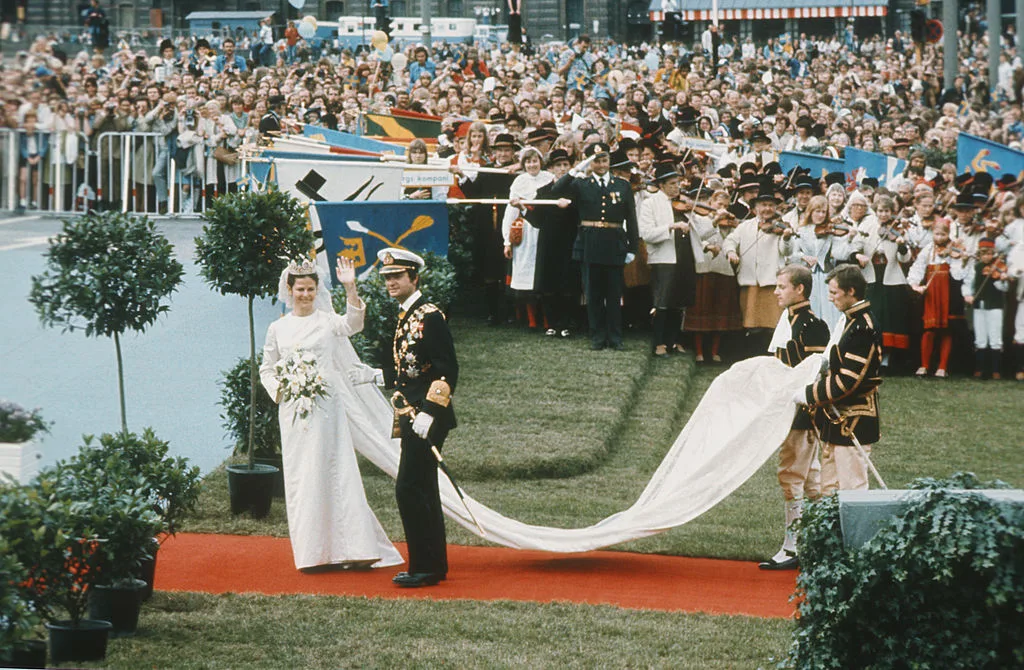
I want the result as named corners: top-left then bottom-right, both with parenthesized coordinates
top-left (286, 257), bottom-right (317, 277)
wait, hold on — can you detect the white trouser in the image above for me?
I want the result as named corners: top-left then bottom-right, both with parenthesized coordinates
top-left (973, 308), bottom-right (1004, 350)
top-left (1015, 299), bottom-right (1024, 345)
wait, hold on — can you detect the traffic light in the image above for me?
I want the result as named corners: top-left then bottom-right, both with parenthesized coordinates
top-left (910, 9), bottom-right (926, 44)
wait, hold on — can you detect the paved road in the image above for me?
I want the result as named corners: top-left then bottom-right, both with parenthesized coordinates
top-left (0, 214), bottom-right (281, 475)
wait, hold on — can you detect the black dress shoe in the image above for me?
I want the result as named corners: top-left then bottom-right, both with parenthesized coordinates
top-left (590, 341), bottom-right (606, 351)
top-left (393, 572), bottom-right (445, 588)
top-left (758, 555), bottom-right (799, 571)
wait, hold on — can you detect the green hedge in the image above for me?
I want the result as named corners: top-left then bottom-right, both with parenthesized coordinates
top-left (783, 472), bottom-right (1024, 669)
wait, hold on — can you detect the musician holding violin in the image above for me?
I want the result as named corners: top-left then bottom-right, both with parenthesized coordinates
top-left (638, 162), bottom-right (697, 357)
top-left (723, 181), bottom-right (795, 354)
top-left (907, 220), bottom-right (968, 378)
top-left (683, 188), bottom-right (744, 363)
top-left (859, 195), bottom-right (914, 367)
top-left (962, 238), bottom-right (1010, 379)
top-left (793, 195), bottom-right (856, 330)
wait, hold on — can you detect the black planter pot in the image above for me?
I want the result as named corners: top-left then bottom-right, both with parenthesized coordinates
top-left (135, 537), bottom-right (160, 600)
top-left (254, 454), bottom-right (286, 498)
top-left (0, 639), bottom-right (46, 668)
top-left (226, 463), bottom-right (279, 518)
top-left (88, 578), bottom-right (147, 637)
top-left (46, 619), bottom-right (113, 664)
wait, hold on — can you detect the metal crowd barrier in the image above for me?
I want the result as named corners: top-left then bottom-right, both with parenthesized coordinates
top-left (0, 129), bottom-right (254, 218)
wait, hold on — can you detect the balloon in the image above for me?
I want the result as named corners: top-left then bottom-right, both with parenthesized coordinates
top-left (287, 0), bottom-right (304, 8)
top-left (297, 21), bottom-right (315, 39)
top-left (391, 52), bottom-right (408, 71)
top-left (371, 30), bottom-right (388, 51)
top-left (302, 15), bottom-right (317, 30)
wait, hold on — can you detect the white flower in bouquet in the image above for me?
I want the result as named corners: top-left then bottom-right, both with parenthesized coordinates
top-left (274, 349), bottom-right (329, 422)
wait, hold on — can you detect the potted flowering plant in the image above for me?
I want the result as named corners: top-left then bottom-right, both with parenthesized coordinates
top-left (194, 187), bottom-right (313, 517)
top-left (0, 400), bottom-right (50, 485)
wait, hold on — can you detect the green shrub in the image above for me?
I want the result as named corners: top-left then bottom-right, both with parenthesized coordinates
top-left (782, 472), bottom-right (1024, 669)
top-left (219, 353), bottom-right (281, 459)
top-left (335, 252), bottom-right (459, 369)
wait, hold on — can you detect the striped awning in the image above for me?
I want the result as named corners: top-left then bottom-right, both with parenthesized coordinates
top-left (648, 1), bottom-right (887, 22)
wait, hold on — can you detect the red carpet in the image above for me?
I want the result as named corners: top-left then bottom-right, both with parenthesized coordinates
top-left (156, 533), bottom-right (797, 618)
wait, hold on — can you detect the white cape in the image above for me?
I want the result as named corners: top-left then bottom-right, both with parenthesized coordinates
top-left (343, 340), bottom-right (823, 554)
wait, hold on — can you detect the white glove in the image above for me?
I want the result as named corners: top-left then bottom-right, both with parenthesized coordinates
top-left (792, 389), bottom-right (808, 406)
top-left (347, 365), bottom-right (384, 386)
top-left (412, 412), bottom-right (434, 439)
top-left (624, 252), bottom-right (636, 265)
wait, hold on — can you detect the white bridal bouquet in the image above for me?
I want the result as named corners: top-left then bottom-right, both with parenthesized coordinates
top-left (274, 349), bottom-right (329, 421)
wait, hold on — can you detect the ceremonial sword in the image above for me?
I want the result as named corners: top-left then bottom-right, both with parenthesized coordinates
top-left (390, 392), bottom-right (486, 535)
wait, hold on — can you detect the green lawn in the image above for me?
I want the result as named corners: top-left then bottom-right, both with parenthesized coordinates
top-left (132, 317), bottom-right (1023, 669)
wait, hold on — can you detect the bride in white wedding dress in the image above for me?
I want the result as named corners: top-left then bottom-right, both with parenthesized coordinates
top-left (259, 257), bottom-right (403, 570)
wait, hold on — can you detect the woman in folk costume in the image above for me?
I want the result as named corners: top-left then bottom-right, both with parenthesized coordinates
top-left (857, 195), bottom-right (914, 369)
top-left (639, 162), bottom-right (697, 357)
top-left (908, 220), bottom-right (968, 378)
top-left (503, 146), bottom-right (553, 330)
top-left (683, 188), bottom-right (743, 363)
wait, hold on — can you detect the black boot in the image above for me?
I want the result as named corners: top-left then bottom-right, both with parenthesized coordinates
top-left (991, 349), bottom-right (1002, 380)
top-left (974, 348), bottom-right (986, 379)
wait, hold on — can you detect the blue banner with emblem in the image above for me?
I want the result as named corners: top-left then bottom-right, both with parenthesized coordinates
top-left (313, 201), bottom-right (449, 283)
top-left (779, 151), bottom-right (844, 180)
top-left (956, 132), bottom-right (1024, 178)
top-left (843, 147), bottom-right (906, 188)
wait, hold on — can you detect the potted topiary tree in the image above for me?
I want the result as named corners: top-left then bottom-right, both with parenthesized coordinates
top-left (219, 353), bottom-right (284, 497)
top-left (0, 400), bottom-right (50, 485)
top-left (194, 187), bottom-right (313, 517)
top-left (28, 211), bottom-right (185, 434)
top-left (67, 429), bottom-right (202, 599)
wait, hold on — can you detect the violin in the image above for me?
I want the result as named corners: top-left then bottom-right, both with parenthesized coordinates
top-left (759, 215), bottom-right (790, 236)
top-left (981, 258), bottom-right (1009, 281)
top-left (877, 218), bottom-right (910, 243)
top-left (935, 239), bottom-right (967, 260)
top-left (814, 216), bottom-right (854, 237)
top-left (713, 209), bottom-right (739, 228)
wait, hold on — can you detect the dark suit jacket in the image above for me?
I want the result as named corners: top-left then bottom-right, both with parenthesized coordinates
top-left (776, 301), bottom-right (829, 430)
top-left (804, 301), bottom-right (882, 446)
top-left (550, 172), bottom-right (638, 266)
top-left (388, 295), bottom-right (459, 442)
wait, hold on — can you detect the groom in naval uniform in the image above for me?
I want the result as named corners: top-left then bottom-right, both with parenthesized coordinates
top-left (379, 248), bottom-right (460, 588)
top-left (551, 142), bottom-right (640, 350)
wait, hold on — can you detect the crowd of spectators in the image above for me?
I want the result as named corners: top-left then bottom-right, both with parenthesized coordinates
top-left (2, 2), bottom-right (1023, 377)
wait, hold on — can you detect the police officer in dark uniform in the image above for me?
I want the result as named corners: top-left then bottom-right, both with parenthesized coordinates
top-left (552, 142), bottom-right (640, 350)
top-left (259, 95), bottom-right (287, 139)
top-left (379, 248), bottom-right (459, 588)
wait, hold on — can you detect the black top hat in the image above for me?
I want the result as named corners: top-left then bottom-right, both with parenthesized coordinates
top-left (970, 191), bottom-right (989, 207)
top-left (525, 128), bottom-right (552, 145)
top-left (717, 164), bottom-right (737, 179)
top-left (752, 180), bottom-right (781, 203)
top-left (860, 176), bottom-right (879, 189)
top-left (295, 169), bottom-right (327, 202)
top-left (971, 171), bottom-right (994, 193)
top-left (824, 171), bottom-right (846, 188)
top-left (738, 161), bottom-right (759, 176)
top-left (750, 130), bottom-right (770, 145)
top-left (642, 122), bottom-right (665, 141)
top-left (492, 133), bottom-right (519, 148)
top-left (268, 94), bottom-right (287, 108)
top-left (954, 172), bottom-right (975, 189)
top-left (504, 113), bottom-right (525, 128)
top-left (793, 175), bottom-right (817, 192)
top-left (736, 173), bottom-right (761, 190)
top-left (547, 148), bottom-right (571, 166)
top-left (653, 161), bottom-right (680, 183)
top-left (609, 149), bottom-right (634, 170)
top-left (996, 173), bottom-right (1020, 191)
top-left (585, 142), bottom-right (611, 158)
top-left (761, 161), bottom-right (782, 177)
top-left (950, 189), bottom-right (976, 209)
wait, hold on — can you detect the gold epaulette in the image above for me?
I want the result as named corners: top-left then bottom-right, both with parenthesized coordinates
top-left (427, 378), bottom-right (452, 407)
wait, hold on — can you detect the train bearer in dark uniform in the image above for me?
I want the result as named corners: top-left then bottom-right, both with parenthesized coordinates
top-left (551, 142), bottom-right (640, 350)
top-left (795, 265), bottom-right (883, 495)
top-left (760, 264), bottom-right (829, 571)
top-left (379, 248), bottom-right (460, 588)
